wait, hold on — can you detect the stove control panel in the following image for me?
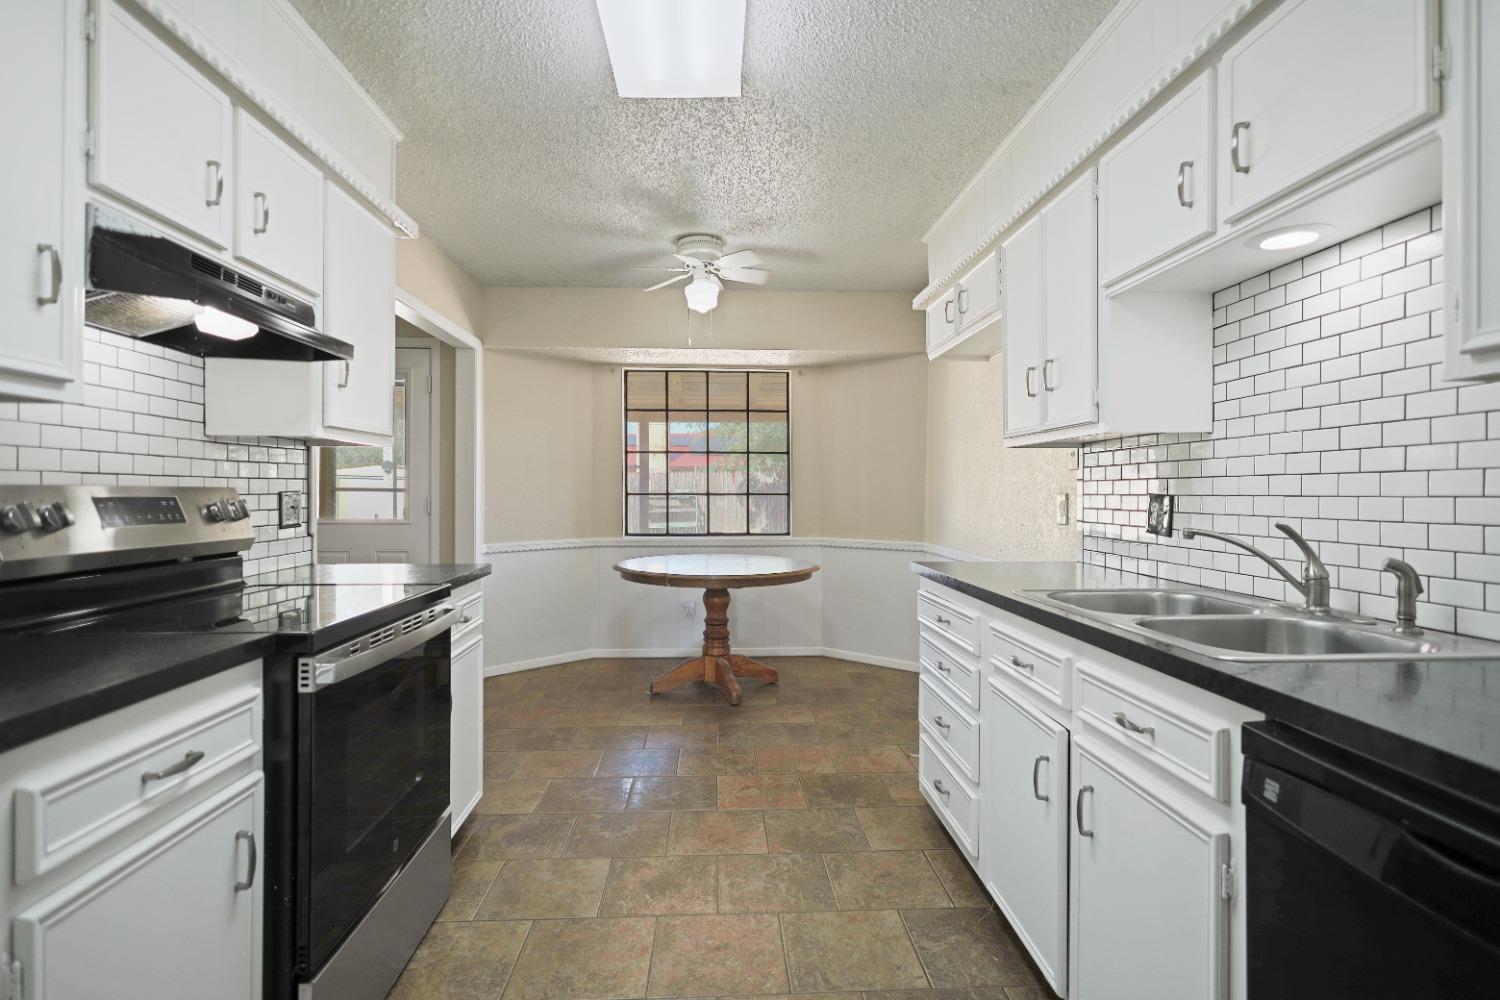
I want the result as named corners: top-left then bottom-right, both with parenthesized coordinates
top-left (1, 500), bottom-right (74, 534)
top-left (204, 497), bottom-right (251, 523)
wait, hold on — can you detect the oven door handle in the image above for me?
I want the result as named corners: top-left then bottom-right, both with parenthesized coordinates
top-left (299, 604), bottom-right (460, 690)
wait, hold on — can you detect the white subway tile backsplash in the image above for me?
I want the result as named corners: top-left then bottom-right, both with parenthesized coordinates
top-left (1081, 205), bottom-right (1500, 637)
top-left (3, 329), bottom-right (311, 576)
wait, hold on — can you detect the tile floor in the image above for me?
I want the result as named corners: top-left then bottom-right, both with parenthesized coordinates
top-left (389, 655), bottom-right (1054, 1000)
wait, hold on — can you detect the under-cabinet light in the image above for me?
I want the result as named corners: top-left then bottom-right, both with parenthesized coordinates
top-left (194, 306), bottom-right (258, 341)
top-left (595, 0), bottom-right (746, 98)
top-left (1252, 225), bottom-right (1330, 252)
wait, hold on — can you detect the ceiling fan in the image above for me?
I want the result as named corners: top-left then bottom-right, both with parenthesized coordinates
top-left (637, 234), bottom-right (771, 313)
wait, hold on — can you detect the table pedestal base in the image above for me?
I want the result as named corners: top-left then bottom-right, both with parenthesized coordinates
top-left (648, 587), bottom-right (778, 706)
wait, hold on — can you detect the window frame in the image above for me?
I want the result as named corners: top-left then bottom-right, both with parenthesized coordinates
top-left (621, 368), bottom-right (792, 537)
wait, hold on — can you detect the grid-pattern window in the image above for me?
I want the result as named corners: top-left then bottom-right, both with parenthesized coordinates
top-left (318, 372), bottom-right (409, 519)
top-left (624, 369), bottom-right (790, 535)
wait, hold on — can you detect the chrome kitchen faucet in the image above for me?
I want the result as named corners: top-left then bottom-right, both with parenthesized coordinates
top-left (1182, 522), bottom-right (1332, 614)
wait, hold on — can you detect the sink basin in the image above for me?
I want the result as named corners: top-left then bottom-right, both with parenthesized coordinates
top-left (1136, 616), bottom-right (1439, 658)
top-left (1043, 589), bottom-right (1259, 617)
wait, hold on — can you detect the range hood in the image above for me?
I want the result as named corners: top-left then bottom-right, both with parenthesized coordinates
top-left (84, 204), bottom-right (352, 362)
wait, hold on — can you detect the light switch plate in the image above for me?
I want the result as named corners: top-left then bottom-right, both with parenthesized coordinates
top-left (279, 490), bottom-right (304, 529)
top-left (1147, 493), bottom-right (1174, 537)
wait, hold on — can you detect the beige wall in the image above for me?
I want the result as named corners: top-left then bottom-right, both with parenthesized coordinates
top-left (396, 233), bottom-right (485, 336)
top-left (925, 356), bottom-right (1079, 560)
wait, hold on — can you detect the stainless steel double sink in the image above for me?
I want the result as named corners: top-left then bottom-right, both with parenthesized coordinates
top-left (1023, 588), bottom-right (1497, 661)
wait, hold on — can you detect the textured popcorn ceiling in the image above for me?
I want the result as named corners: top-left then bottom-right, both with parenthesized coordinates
top-left (290, 0), bottom-right (1114, 291)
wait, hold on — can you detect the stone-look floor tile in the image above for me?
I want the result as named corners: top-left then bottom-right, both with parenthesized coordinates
top-left (511, 749), bottom-right (605, 778)
top-left (743, 704), bottom-right (814, 725)
top-left (389, 919), bottom-right (531, 1000)
top-left (456, 814), bottom-right (576, 861)
top-left (718, 773), bottom-right (807, 810)
top-left (753, 747), bottom-right (833, 773)
top-left (782, 723), bottom-right (862, 747)
top-left (562, 812), bottom-right (670, 858)
top-left (763, 808), bottom-right (870, 853)
top-left (599, 855), bottom-right (718, 915)
top-left (998, 989), bottom-right (1052, 1000)
top-left (717, 724), bottom-right (790, 748)
top-left (856, 722), bottom-right (920, 745)
top-left (881, 770), bottom-right (927, 804)
top-left (717, 853), bottom-right (837, 913)
top-left (646, 725), bottom-right (719, 750)
top-left (856, 806), bottom-right (951, 849)
top-left (926, 849), bottom-right (990, 906)
top-left (484, 751), bottom-right (524, 779)
top-left (485, 727), bottom-right (580, 751)
top-left (677, 748), bottom-right (757, 776)
top-left (534, 777), bottom-right (633, 813)
top-left (646, 913), bottom-right (790, 998)
top-left (572, 726), bottom-right (649, 749)
top-left (502, 917), bottom-right (656, 1000)
top-left (824, 851), bottom-right (951, 909)
top-left (780, 910), bottom-right (929, 993)
top-left (864, 990), bottom-right (1010, 999)
top-left (596, 748), bottom-right (681, 777)
top-left (435, 861), bottom-right (504, 921)
top-left (543, 708), bottom-right (623, 728)
top-left (629, 776), bottom-right (719, 811)
top-left (832, 745), bottom-right (915, 772)
top-left (474, 858), bottom-right (611, 919)
top-left (474, 777), bottom-right (551, 815)
top-left (901, 908), bottom-right (1043, 989)
top-left (668, 810), bottom-right (768, 855)
top-left (799, 772), bottom-right (898, 808)
top-left (619, 707), bottom-right (683, 726)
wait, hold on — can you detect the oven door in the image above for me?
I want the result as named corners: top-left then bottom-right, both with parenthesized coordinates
top-left (296, 602), bottom-right (459, 989)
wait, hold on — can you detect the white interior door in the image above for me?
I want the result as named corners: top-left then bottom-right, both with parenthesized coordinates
top-left (316, 347), bottom-right (433, 564)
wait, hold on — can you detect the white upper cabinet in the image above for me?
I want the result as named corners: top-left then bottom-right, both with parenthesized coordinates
top-left (1070, 739), bottom-right (1230, 1000)
top-left (1001, 214), bottom-right (1045, 435)
top-left (1099, 70), bottom-right (1215, 284)
top-left (1217, 0), bottom-right (1439, 223)
top-left (0, 0), bottom-right (83, 402)
top-left (926, 290), bottom-right (957, 355)
top-left (320, 183), bottom-right (396, 438)
top-left (234, 111), bottom-right (325, 294)
top-left (1443, 0), bottom-right (1500, 381)
top-left (957, 251), bottom-right (1001, 335)
top-left (90, 0), bottom-right (234, 248)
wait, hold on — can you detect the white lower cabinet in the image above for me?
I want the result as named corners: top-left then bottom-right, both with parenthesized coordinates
top-left (450, 579), bottom-right (486, 830)
top-left (981, 675), bottom-right (1069, 995)
top-left (1070, 737), bottom-right (1230, 1000)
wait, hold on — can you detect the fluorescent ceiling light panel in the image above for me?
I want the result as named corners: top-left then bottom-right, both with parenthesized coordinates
top-left (596, 0), bottom-right (746, 98)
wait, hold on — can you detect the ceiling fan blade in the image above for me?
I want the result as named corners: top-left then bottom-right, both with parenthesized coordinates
top-left (718, 266), bottom-right (771, 285)
top-left (644, 273), bottom-right (693, 292)
top-left (713, 249), bottom-right (762, 269)
top-left (672, 254), bottom-right (707, 268)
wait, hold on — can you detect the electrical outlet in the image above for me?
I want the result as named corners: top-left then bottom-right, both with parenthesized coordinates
top-left (1055, 492), bottom-right (1070, 526)
top-left (1147, 493), bottom-right (1175, 537)
top-left (279, 490), bottom-right (304, 529)
top-left (680, 600), bottom-right (697, 620)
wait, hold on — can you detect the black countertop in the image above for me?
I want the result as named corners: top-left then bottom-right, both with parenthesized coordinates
top-left (246, 562), bottom-right (491, 589)
top-left (915, 560), bottom-right (1500, 808)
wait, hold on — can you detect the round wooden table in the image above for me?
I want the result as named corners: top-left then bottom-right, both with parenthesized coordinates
top-left (614, 553), bottom-right (820, 706)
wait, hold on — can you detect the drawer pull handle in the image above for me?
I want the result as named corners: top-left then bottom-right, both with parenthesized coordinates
top-left (932, 778), bottom-right (950, 797)
top-left (1176, 160), bottom-right (1194, 208)
top-left (1032, 755), bottom-right (1050, 801)
top-left (1076, 785), bottom-right (1095, 838)
top-left (934, 614), bottom-right (952, 626)
top-left (1024, 365), bottom-right (1037, 398)
top-left (932, 714), bottom-right (950, 731)
top-left (934, 660), bottom-right (951, 673)
top-left (142, 749), bottom-right (205, 783)
top-left (206, 160), bottom-right (224, 206)
top-left (1009, 654), bottom-right (1034, 672)
top-left (235, 830), bottom-right (257, 891)
top-left (1231, 121), bottom-right (1251, 174)
top-left (944, 298), bottom-right (955, 324)
top-left (1042, 358), bottom-right (1056, 392)
top-left (254, 192), bottom-right (271, 234)
top-left (1113, 711), bottom-right (1156, 739)
top-left (459, 614), bottom-right (474, 625)
top-left (36, 244), bottom-right (62, 305)
top-left (957, 287), bottom-right (969, 315)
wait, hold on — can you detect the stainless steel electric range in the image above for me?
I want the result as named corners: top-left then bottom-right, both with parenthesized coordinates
top-left (0, 485), bottom-right (457, 1000)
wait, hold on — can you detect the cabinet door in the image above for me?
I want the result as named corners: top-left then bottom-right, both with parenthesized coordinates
top-left (1001, 215), bottom-right (1044, 434)
top-left (1444, 0), bottom-right (1500, 380)
top-left (981, 678), bottom-right (1069, 995)
top-left (1218, 0), bottom-right (1438, 222)
top-left (926, 291), bottom-right (957, 353)
top-left (320, 183), bottom-right (395, 438)
top-left (1099, 71), bottom-right (1214, 284)
top-left (234, 111), bottom-right (324, 293)
top-left (14, 775), bottom-right (263, 1000)
top-left (1040, 171), bottom-right (1097, 430)
top-left (451, 635), bottom-right (484, 828)
top-left (90, 0), bottom-right (233, 248)
top-left (0, 0), bottom-right (83, 401)
top-left (1071, 740), bottom-right (1229, 1000)
top-left (957, 251), bottom-right (1001, 334)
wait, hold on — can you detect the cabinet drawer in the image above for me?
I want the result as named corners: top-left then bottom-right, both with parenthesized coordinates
top-left (452, 586), bottom-right (485, 646)
top-left (14, 680), bottom-right (262, 883)
top-left (916, 588), bottom-right (979, 655)
top-left (919, 632), bottom-right (980, 711)
top-left (986, 620), bottom-right (1070, 710)
top-left (1075, 662), bottom-right (1230, 801)
top-left (919, 734), bottom-right (979, 859)
top-left (918, 676), bottom-right (979, 785)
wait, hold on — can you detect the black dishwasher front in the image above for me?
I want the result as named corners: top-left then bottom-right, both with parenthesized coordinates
top-left (1242, 721), bottom-right (1500, 999)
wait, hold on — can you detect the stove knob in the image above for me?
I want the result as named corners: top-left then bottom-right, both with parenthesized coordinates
top-left (37, 502), bottom-right (72, 531)
top-left (204, 499), bottom-right (230, 522)
top-left (1, 502), bottom-right (41, 534)
top-left (230, 499), bottom-right (249, 521)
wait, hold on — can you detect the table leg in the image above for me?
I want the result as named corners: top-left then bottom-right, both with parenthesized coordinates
top-left (648, 587), bottom-right (779, 705)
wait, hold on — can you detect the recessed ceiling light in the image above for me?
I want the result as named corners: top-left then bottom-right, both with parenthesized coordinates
top-left (595, 0), bottom-right (746, 98)
top-left (1250, 225), bottom-right (1331, 252)
top-left (194, 305), bottom-right (258, 341)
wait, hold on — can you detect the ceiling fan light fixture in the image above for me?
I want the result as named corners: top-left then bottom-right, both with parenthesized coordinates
top-left (595, 0), bottom-right (746, 98)
top-left (684, 273), bottom-right (722, 314)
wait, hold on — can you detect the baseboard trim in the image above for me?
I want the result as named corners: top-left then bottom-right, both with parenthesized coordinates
top-left (485, 646), bottom-right (917, 678)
